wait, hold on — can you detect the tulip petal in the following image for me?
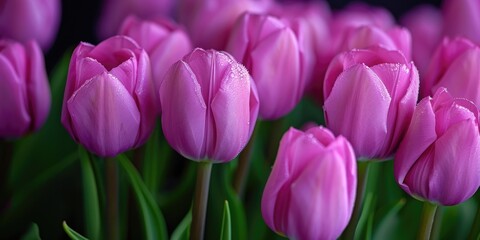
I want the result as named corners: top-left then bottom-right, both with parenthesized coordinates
top-left (67, 72), bottom-right (140, 157)
top-left (160, 61), bottom-right (207, 160)
top-left (87, 36), bottom-right (139, 71)
top-left (324, 64), bottom-right (390, 158)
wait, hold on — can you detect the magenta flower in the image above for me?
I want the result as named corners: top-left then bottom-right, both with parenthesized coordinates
top-left (262, 126), bottom-right (356, 240)
top-left (0, 0), bottom-right (61, 50)
top-left (422, 37), bottom-right (480, 106)
top-left (443, 0), bottom-right (480, 43)
top-left (323, 47), bottom-right (419, 159)
top-left (178, 0), bottom-right (271, 50)
top-left (0, 40), bottom-right (51, 138)
top-left (118, 15), bottom-right (192, 91)
top-left (61, 36), bottom-right (156, 158)
top-left (96, 0), bottom-right (174, 40)
top-left (401, 5), bottom-right (443, 76)
top-left (395, 88), bottom-right (480, 205)
top-left (226, 13), bottom-right (306, 120)
top-left (159, 48), bottom-right (259, 163)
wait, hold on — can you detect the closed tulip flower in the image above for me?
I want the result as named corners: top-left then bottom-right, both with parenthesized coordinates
top-left (395, 88), bottom-right (480, 205)
top-left (443, 0), bottom-right (480, 43)
top-left (0, 40), bottom-right (51, 138)
top-left (226, 13), bottom-right (306, 120)
top-left (262, 126), bottom-right (357, 240)
top-left (118, 15), bottom-right (192, 91)
top-left (323, 47), bottom-right (419, 159)
top-left (160, 48), bottom-right (259, 163)
top-left (422, 37), bottom-right (480, 106)
top-left (0, 0), bottom-right (61, 50)
top-left (61, 36), bottom-right (156, 158)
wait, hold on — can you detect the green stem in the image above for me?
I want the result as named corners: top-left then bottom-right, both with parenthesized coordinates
top-left (191, 161), bottom-right (213, 240)
top-left (418, 202), bottom-right (438, 240)
top-left (233, 126), bottom-right (257, 196)
top-left (106, 157), bottom-right (119, 240)
top-left (468, 202), bottom-right (480, 240)
top-left (0, 140), bottom-right (13, 213)
top-left (343, 161), bottom-right (370, 240)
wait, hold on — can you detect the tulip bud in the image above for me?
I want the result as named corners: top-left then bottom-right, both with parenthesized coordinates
top-left (159, 48), bottom-right (259, 163)
top-left (400, 5), bottom-right (443, 76)
top-left (61, 36), bottom-right (156, 157)
top-left (0, 40), bottom-right (51, 138)
top-left (422, 37), bottom-right (480, 106)
top-left (97, 0), bottom-right (174, 40)
top-left (323, 47), bottom-right (419, 159)
top-left (395, 88), bottom-right (480, 205)
top-left (226, 13), bottom-right (306, 120)
top-left (0, 0), bottom-right (61, 50)
top-left (262, 126), bottom-right (357, 240)
top-left (443, 0), bottom-right (480, 43)
top-left (118, 15), bottom-right (192, 91)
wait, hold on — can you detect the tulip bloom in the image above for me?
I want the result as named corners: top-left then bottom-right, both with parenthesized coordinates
top-left (61, 36), bottom-right (156, 157)
top-left (96, 0), bottom-right (174, 40)
top-left (262, 126), bottom-right (357, 240)
top-left (422, 37), bottom-right (480, 106)
top-left (323, 47), bottom-right (419, 159)
top-left (395, 88), bottom-right (480, 205)
top-left (160, 48), bottom-right (259, 163)
top-left (401, 5), bottom-right (442, 76)
top-left (0, 40), bottom-right (51, 138)
top-left (443, 0), bottom-right (480, 43)
top-left (226, 13), bottom-right (306, 120)
top-left (0, 0), bottom-right (61, 50)
top-left (118, 15), bottom-right (192, 91)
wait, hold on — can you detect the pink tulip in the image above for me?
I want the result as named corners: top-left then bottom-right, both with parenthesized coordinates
top-left (159, 48), bottom-right (259, 163)
top-left (323, 47), bottom-right (419, 159)
top-left (0, 40), bottom-right (51, 138)
top-left (395, 88), bottom-right (480, 205)
top-left (262, 126), bottom-right (356, 240)
top-left (338, 25), bottom-right (412, 60)
top-left (422, 37), bottom-right (480, 106)
top-left (226, 13), bottom-right (306, 120)
top-left (0, 0), bottom-right (61, 50)
top-left (61, 36), bottom-right (156, 157)
top-left (178, 0), bottom-right (271, 50)
top-left (443, 0), bottom-right (480, 43)
top-left (118, 15), bottom-right (192, 91)
top-left (96, 0), bottom-right (174, 40)
top-left (401, 5), bottom-right (443, 76)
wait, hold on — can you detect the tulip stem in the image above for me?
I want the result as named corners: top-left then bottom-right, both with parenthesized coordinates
top-left (0, 140), bottom-right (13, 214)
top-left (343, 161), bottom-right (370, 240)
top-left (191, 161), bottom-right (213, 240)
top-left (106, 157), bottom-right (119, 240)
top-left (418, 202), bottom-right (438, 240)
top-left (468, 203), bottom-right (480, 240)
top-left (233, 126), bottom-right (258, 196)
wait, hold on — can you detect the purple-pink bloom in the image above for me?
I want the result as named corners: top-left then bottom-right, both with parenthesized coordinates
top-left (395, 88), bottom-right (480, 205)
top-left (401, 5), bottom-right (443, 76)
top-left (61, 36), bottom-right (156, 158)
top-left (118, 15), bottom-right (192, 92)
top-left (96, 0), bottom-right (174, 40)
top-left (422, 37), bottom-right (480, 106)
top-left (443, 0), bottom-right (480, 43)
top-left (226, 12), bottom-right (306, 120)
top-left (0, 0), bottom-right (61, 50)
top-left (0, 40), bottom-right (51, 138)
top-left (178, 0), bottom-right (271, 50)
top-left (323, 47), bottom-right (419, 160)
top-left (159, 48), bottom-right (259, 163)
top-left (262, 126), bottom-right (356, 240)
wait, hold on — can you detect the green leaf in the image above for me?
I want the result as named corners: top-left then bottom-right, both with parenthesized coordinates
top-left (170, 210), bottom-right (191, 240)
top-left (143, 123), bottom-right (171, 193)
top-left (20, 223), bottom-right (41, 240)
top-left (220, 200), bottom-right (232, 240)
top-left (117, 155), bottom-right (168, 240)
top-left (79, 147), bottom-right (101, 239)
top-left (373, 198), bottom-right (408, 240)
top-left (355, 192), bottom-right (376, 240)
top-left (63, 221), bottom-right (89, 240)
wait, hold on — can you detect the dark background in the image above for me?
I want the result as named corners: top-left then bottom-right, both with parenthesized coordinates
top-left (46, 0), bottom-right (443, 70)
